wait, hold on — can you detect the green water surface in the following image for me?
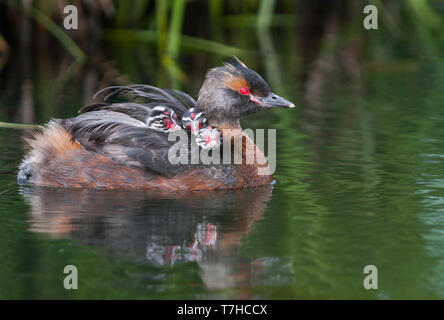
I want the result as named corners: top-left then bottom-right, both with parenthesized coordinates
top-left (1, 56), bottom-right (443, 299)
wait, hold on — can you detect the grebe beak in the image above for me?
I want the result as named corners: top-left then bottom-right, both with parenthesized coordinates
top-left (256, 92), bottom-right (295, 109)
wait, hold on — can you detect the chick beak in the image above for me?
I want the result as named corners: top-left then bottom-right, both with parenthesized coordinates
top-left (254, 92), bottom-right (295, 108)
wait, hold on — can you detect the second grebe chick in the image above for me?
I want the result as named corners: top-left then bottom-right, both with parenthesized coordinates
top-left (181, 107), bottom-right (208, 134)
top-left (146, 106), bottom-right (181, 133)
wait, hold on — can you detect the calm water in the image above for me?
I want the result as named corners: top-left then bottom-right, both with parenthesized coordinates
top-left (1, 47), bottom-right (444, 298)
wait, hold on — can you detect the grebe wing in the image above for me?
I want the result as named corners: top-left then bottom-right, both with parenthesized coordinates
top-left (85, 85), bottom-right (195, 117)
top-left (78, 103), bottom-right (153, 123)
top-left (163, 89), bottom-right (197, 110)
top-left (64, 111), bottom-right (190, 178)
top-left (97, 144), bottom-right (189, 178)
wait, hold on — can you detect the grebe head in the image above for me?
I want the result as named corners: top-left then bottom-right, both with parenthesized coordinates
top-left (146, 106), bottom-right (181, 133)
top-left (196, 57), bottom-right (294, 127)
top-left (181, 107), bottom-right (208, 135)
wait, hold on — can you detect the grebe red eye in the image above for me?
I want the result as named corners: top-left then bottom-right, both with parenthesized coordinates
top-left (190, 113), bottom-right (195, 119)
top-left (239, 87), bottom-right (249, 95)
top-left (164, 111), bottom-right (169, 115)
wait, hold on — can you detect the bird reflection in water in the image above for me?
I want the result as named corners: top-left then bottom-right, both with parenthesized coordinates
top-left (19, 184), bottom-right (287, 295)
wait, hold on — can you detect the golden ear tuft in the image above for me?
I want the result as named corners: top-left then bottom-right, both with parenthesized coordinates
top-left (225, 76), bottom-right (249, 91)
top-left (224, 56), bottom-right (248, 71)
top-left (232, 56), bottom-right (247, 68)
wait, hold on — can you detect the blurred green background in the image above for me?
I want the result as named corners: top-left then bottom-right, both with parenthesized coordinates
top-left (0, 0), bottom-right (442, 123)
top-left (0, 0), bottom-right (444, 300)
